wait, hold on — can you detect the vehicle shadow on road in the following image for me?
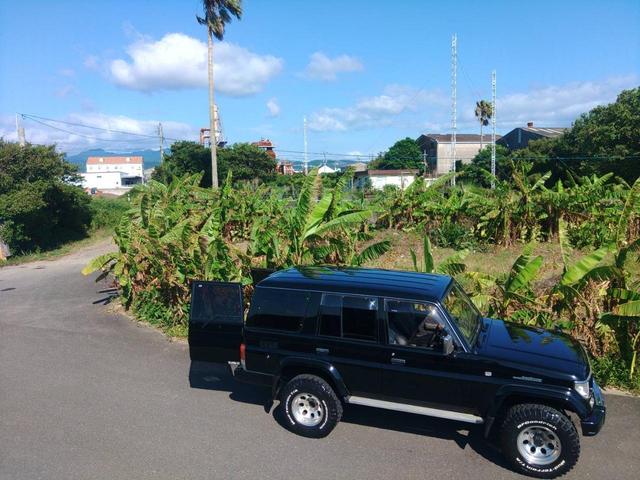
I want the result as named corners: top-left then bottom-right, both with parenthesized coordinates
top-left (188, 361), bottom-right (510, 472)
top-left (340, 405), bottom-right (508, 469)
top-left (188, 361), bottom-right (272, 409)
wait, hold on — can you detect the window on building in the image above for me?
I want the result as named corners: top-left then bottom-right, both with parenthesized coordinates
top-left (318, 294), bottom-right (378, 342)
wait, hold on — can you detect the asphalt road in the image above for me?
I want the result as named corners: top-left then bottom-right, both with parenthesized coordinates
top-left (1, 240), bottom-right (639, 480)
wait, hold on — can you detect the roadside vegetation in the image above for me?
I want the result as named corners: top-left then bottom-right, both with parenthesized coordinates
top-left (81, 86), bottom-right (640, 392)
top-left (0, 140), bottom-right (129, 263)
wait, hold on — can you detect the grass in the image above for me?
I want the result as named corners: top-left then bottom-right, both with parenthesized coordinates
top-left (0, 228), bottom-right (112, 267)
top-left (367, 230), bottom-right (568, 281)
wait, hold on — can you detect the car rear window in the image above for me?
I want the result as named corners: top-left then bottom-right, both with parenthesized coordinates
top-left (246, 287), bottom-right (309, 332)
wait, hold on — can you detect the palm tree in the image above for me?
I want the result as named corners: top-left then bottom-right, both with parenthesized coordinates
top-left (197, 0), bottom-right (242, 189)
top-left (474, 100), bottom-right (493, 149)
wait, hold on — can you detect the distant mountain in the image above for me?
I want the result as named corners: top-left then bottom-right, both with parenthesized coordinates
top-left (65, 148), bottom-right (161, 172)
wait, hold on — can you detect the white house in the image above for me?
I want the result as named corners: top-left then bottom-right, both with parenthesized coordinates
top-left (354, 169), bottom-right (419, 190)
top-left (81, 156), bottom-right (144, 192)
top-left (318, 164), bottom-right (336, 174)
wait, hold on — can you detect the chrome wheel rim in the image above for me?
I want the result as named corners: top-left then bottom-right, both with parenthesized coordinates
top-left (517, 425), bottom-right (562, 466)
top-left (291, 393), bottom-right (323, 427)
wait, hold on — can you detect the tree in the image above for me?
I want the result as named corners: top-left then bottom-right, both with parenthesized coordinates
top-left (153, 141), bottom-right (276, 187)
top-left (512, 87), bottom-right (640, 183)
top-left (197, 0), bottom-right (242, 189)
top-left (218, 143), bottom-right (277, 182)
top-left (460, 144), bottom-right (511, 186)
top-left (0, 141), bottom-right (91, 253)
top-left (474, 100), bottom-right (493, 148)
top-left (369, 138), bottom-right (422, 170)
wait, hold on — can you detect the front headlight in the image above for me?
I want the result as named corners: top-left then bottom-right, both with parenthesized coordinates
top-left (574, 379), bottom-right (590, 400)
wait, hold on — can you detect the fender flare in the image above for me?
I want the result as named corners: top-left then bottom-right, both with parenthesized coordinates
top-left (272, 357), bottom-right (349, 400)
top-left (483, 383), bottom-right (589, 437)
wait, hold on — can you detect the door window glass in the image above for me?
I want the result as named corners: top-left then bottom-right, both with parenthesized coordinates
top-left (190, 282), bottom-right (243, 325)
top-left (443, 284), bottom-right (481, 344)
top-left (318, 294), bottom-right (378, 342)
top-left (386, 300), bottom-right (446, 349)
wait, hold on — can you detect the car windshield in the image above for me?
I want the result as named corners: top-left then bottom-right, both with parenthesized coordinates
top-left (442, 283), bottom-right (481, 345)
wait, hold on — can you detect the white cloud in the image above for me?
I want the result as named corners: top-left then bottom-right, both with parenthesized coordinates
top-left (58, 68), bottom-right (75, 77)
top-left (266, 98), bottom-right (280, 117)
top-left (457, 75), bottom-right (638, 129)
top-left (0, 113), bottom-right (196, 154)
top-left (497, 75), bottom-right (638, 127)
top-left (303, 52), bottom-right (363, 81)
top-left (308, 85), bottom-right (447, 131)
top-left (83, 55), bottom-right (99, 71)
top-left (55, 85), bottom-right (75, 98)
top-left (109, 33), bottom-right (283, 96)
top-left (309, 76), bottom-right (638, 134)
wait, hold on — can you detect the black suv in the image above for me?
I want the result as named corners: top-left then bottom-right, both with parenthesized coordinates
top-left (189, 267), bottom-right (605, 478)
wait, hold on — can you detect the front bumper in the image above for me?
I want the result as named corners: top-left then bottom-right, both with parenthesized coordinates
top-left (581, 380), bottom-right (606, 436)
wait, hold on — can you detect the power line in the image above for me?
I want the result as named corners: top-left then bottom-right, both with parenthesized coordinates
top-left (23, 116), bottom-right (153, 143)
top-left (20, 113), bottom-right (185, 142)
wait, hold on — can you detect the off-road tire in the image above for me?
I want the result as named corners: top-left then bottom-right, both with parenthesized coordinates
top-left (500, 403), bottom-right (580, 479)
top-left (279, 374), bottom-right (343, 438)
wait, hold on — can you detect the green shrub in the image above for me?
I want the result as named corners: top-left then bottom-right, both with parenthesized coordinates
top-left (591, 355), bottom-right (640, 392)
top-left (89, 196), bottom-right (130, 231)
top-left (432, 220), bottom-right (477, 249)
top-left (0, 140), bottom-right (92, 253)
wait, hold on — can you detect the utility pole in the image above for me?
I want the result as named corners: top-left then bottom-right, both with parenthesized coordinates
top-left (451, 33), bottom-right (457, 186)
top-left (423, 150), bottom-right (427, 176)
top-left (16, 114), bottom-right (25, 147)
top-left (491, 70), bottom-right (497, 189)
top-left (303, 116), bottom-right (308, 175)
top-left (157, 122), bottom-right (164, 164)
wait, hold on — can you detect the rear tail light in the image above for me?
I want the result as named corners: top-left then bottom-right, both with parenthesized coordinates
top-left (240, 343), bottom-right (246, 369)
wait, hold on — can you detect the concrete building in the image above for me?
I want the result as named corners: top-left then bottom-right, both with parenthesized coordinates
top-left (354, 169), bottom-right (419, 190)
top-left (350, 162), bottom-right (368, 172)
top-left (81, 156), bottom-right (144, 193)
top-left (497, 122), bottom-right (568, 151)
top-left (416, 133), bottom-right (502, 176)
top-left (276, 160), bottom-right (294, 175)
top-left (252, 139), bottom-right (276, 159)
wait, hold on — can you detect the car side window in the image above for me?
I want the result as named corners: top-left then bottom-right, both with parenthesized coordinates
top-left (246, 287), bottom-right (309, 332)
top-left (385, 300), bottom-right (446, 350)
top-left (318, 294), bottom-right (378, 342)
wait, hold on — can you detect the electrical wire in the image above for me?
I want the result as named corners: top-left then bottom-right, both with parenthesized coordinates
top-left (20, 113), bottom-right (640, 163)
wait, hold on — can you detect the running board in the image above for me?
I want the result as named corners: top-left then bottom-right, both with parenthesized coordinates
top-left (346, 396), bottom-right (484, 424)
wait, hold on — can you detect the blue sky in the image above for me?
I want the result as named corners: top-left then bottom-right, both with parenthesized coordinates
top-left (1, 0), bottom-right (639, 162)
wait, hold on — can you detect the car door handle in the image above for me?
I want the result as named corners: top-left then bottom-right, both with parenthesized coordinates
top-left (391, 357), bottom-right (406, 365)
top-left (316, 348), bottom-right (329, 355)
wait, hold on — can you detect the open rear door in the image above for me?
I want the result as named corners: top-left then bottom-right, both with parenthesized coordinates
top-left (189, 281), bottom-right (244, 363)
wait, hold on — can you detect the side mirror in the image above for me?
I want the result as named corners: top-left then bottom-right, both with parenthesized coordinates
top-left (442, 334), bottom-right (455, 355)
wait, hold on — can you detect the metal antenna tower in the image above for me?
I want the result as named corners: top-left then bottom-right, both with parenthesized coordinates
top-left (491, 70), bottom-right (497, 189)
top-left (157, 122), bottom-right (164, 164)
top-left (451, 33), bottom-right (457, 186)
top-left (303, 116), bottom-right (308, 175)
top-left (16, 113), bottom-right (25, 146)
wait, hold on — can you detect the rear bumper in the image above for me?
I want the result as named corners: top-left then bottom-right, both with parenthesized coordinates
top-left (581, 380), bottom-right (606, 436)
top-left (228, 361), bottom-right (272, 387)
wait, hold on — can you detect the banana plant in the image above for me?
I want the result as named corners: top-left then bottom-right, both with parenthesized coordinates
top-left (409, 235), bottom-right (469, 276)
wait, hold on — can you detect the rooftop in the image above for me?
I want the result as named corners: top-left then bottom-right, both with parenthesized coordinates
top-left (87, 156), bottom-right (143, 165)
top-left (521, 126), bottom-right (568, 137)
top-left (259, 266), bottom-right (452, 302)
top-left (355, 169), bottom-right (419, 176)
